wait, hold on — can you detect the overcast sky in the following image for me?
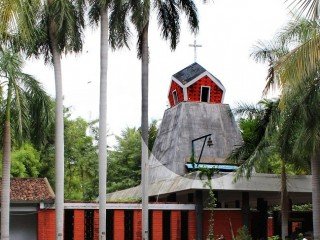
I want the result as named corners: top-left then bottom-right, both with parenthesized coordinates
top-left (24, 0), bottom-right (291, 145)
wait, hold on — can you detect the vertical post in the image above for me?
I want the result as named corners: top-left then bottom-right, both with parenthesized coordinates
top-left (195, 190), bottom-right (203, 240)
top-left (242, 192), bottom-right (250, 228)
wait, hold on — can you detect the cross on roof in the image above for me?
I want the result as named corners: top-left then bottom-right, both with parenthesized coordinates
top-left (189, 38), bottom-right (202, 62)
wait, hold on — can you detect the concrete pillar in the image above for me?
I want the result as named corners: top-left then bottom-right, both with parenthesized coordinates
top-left (242, 192), bottom-right (250, 228)
top-left (195, 190), bottom-right (203, 240)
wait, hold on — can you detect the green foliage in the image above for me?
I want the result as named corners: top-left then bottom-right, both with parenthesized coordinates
top-left (0, 49), bottom-right (53, 147)
top-left (64, 117), bottom-right (98, 201)
top-left (38, 108), bottom-right (99, 201)
top-left (268, 235), bottom-right (280, 240)
top-left (107, 120), bottom-right (158, 193)
top-left (229, 97), bottom-right (310, 181)
top-left (235, 226), bottom-right (252, 240)
top-left (0, 143), bottom-right (41, 177)
top-left (11, 143), bottom-right (41, 177)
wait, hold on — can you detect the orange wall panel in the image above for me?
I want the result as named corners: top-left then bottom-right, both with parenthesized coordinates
top-left (114, 210), bottom-right (125, 240)
top-left (170, 210), bottom-right (181, 240)
top-left (73, 210), bottom-right (85, 240)
top-left (133, 210), bottom-right (142, 240)
top-left (152, 211), bottom-right (163, 240)
top-left (38, 210), bottom-right (56, 240)
top-left (203, 210), bottom-right (243, 240)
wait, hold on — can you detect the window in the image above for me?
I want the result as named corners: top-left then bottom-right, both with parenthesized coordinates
top-left (201, 86), bottom-right (210, 102)
top-left (172, 90), bottom-right (178, 105)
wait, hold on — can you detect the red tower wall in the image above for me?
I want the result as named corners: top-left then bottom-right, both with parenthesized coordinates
top-left (168, 81), bottom-right (184, 107)
top-left (187, 76), bottom-right (223, 103)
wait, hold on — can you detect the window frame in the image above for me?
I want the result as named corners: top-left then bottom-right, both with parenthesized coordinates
top-left (200, 86), bottom-right (211, 102)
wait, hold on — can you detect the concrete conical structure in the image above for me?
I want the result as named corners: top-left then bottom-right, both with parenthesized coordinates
top-left (149, 102), bottom-right (242, 183)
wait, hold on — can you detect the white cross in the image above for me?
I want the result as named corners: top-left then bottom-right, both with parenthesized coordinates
top-left (189, 38), bottom-right (202, 62)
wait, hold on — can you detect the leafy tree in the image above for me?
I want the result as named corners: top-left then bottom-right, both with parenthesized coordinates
top-left (11, 143), bottom-right (42, 177)
top-left (107, 121), bottom-right (158, 193)
top-left (0, 143), bottom-right (42, 178)
top-left (64, 117), bottom-right (98, 201)
top-left (0, 49), bottom-right (51, 240)
top-left (38, 107), bottom-right (99, 201)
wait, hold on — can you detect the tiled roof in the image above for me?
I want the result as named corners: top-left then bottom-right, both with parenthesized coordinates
top-left (172, 62), bottom-right (224, 88)
top-left (0, 178), bottom-right (55, 202)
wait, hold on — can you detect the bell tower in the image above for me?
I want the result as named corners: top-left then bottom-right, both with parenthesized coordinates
top-left (168, 63), bottom-right (225, 107)
top-left (149, 63), bottom-right (242, 183)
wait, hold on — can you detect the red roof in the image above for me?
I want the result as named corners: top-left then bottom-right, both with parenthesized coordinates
top-left (0, 178), bottom-right (55, 202)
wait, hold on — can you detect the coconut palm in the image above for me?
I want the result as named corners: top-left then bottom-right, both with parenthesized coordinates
top-left (0, 49), bottom-right (51, 240)
top-left (1, 1), bottom-right (86, 238)
top-left (250, 41), bottom-right (292, 239)
top-left (228, 98), bottom-right (295, 239)
top-left (266, 18), bottom-right (320, 239)
top-left (109, 1), bottom-right (199, 238)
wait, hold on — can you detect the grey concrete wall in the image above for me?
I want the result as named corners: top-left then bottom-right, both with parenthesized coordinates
top-left (149, 102), bottom-right (243, 183)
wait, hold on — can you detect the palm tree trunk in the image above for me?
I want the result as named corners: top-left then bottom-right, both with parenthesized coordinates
top-left (1, 82), bottom-right (13, 240)
top-left (281, 160), bottom-right (289, 240)
top-left (98, 6), bottom-right (108, 240)
top-left (141, 22), bottom-right (149, 240)
top-left (312, 148), bottom-right (320, 240)
top-left (48, 11), bottom-right (65, 239)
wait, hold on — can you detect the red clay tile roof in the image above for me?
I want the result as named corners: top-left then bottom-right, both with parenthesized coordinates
top-left (0, 178), bottom-right (55, 202)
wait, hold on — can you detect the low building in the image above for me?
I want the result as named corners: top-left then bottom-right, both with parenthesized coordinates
top-left (0, 178), bottom-right (55, 239)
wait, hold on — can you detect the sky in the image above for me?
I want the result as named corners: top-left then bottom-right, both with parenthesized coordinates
top-left (24, 0), bottom-right (291, 145)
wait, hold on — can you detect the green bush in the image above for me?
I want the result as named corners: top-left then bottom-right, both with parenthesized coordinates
top-left (235, 226), bottom-right (252, 240)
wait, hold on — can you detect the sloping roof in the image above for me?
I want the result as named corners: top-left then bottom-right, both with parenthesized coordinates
top-left (0, 178), bottom-right (55, 202)
top-left (107, 172), bottom-right (312, 203)
top-left (172, 62), bottom-right (224, 88)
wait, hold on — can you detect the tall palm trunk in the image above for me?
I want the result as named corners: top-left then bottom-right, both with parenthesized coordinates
top-left (312, 148), bottom-right (320, 240)
top-left (1, 82), bottom-right (13, 240)
top-left (48, 11), bottom-right (65, 239)
top-left (98, 6), bottom-right (108, 240)
top-left (281, 160), bottom-right (289, 240)
top-left (141, 22), bottom-right (149, 240)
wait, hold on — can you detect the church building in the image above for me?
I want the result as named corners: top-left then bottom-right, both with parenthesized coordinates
top-left (108, 62), bottom-right (312, 240)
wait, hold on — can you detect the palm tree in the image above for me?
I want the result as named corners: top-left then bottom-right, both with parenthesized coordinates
top-left (266, 17), bottom-right (320, 239)
top-left (228, 99), bottom-right (295, 239)
top-left (0, 49), bottom-right (51, 240)
top-left (250, 41), bottom-right (292, 239)
top-left (28, 2), bottom-right (86, 238)
top-left (88, 0), bottom-right (112, 237)
top-left (109, 1), bottom-right (199, 238)
top-left (1, 0), bottom-right (86, 237)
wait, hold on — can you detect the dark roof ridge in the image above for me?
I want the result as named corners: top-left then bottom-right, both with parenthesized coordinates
top-left (172, 62), bottom-right (224, 88)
